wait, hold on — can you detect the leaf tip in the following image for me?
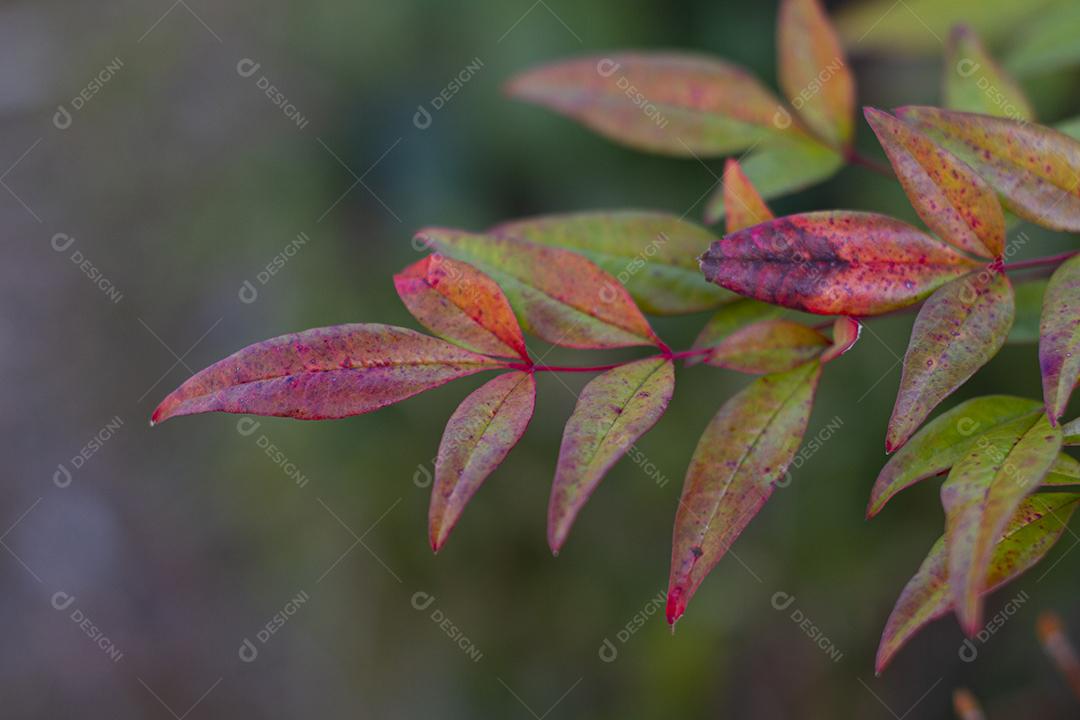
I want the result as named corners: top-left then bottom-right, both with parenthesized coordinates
top-left (665, 585), bottom-right (687, 625)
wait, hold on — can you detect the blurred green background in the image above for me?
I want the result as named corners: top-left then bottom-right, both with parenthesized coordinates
top-left (4, 0), bottom-right (1079, 717)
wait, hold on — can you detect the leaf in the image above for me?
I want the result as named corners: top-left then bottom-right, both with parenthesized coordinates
top-left (688, 299), bottom-right (784, 367)
top-left (549, 358), bottom-right (675, 552)
top-left (430, 372), bottom-right (536, 551)
top-left (887, 271), bottom-right (1015, 452)
top-left (869, 397), bottom-right (1041, 518)
top-left (394, 254), bottom-right (529, 360)
top-left (704, 319), bottom-right (828, 374)
top-left (700, 211), bottom-right (981, 316)
top-left (417, 228), bottom-right (660, 350)
top-left (489, 211), bottom-right (732, 315)
top-left (864, 107), bottom-right (1005, 259)
top-left (1042, 452), bottom-right (1080, 487)
top-left (722, 158), bottom-right (774, 233)
top-left (875, 491), bottom-right (1079, 673)
top-left (895, 106), bottom-right (1080, 232)
top-left (821, 317), bottom-right (861, 363)
top-left (505, 53), bottom-right (806, 157)
top-left (944, 25), bottom-right (1034, 121)
top-left (667, 361), bottom-right (821, 624)
top-left (834, 0), bottom-right (1060, 55)
top-left (1008, 279), bottom-right (1048, 343)
top-left (1004, 0), bottom-right (1080, 77)
top-left (1040, 254), bottom-right (1080, 422)
top-left (1064, 417), bottom-right (1080, 446)
top-left (941, 412), bottom-right (1063, 634)
top-left (703, 134), bottom-right (843, 225)
top-left (151, 324), bottom-right (503, 423)
top-left (777, 0), bottom-right (856, 148)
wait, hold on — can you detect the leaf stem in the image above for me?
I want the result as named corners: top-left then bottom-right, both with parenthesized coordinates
top-left (844, 148), bottom-right (893, 178)
top-left (1002, 250), bottom-right (1079, 273)
top-left (501, 250), bottom-right (1075, 376)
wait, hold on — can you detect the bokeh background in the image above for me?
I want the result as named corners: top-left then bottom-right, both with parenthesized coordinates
top-left (4, 0), bottom-right (1079, 717)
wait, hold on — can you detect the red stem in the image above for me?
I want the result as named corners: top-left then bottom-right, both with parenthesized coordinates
top-left (845, 148), bottom-right (893, 178)
top-left (500, 251), bottom-right (1075, 376)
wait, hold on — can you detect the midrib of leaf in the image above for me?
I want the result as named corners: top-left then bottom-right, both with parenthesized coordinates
top-left (451, 373), bottom-right (531, 502)
top-left (574, 360), bottom-right (668, 482)
top-left (699, 363), bottom-right (814, 537)
top-left (416, 275), bottom-right (516, 354)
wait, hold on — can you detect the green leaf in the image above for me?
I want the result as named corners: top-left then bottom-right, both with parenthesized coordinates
top-left (489, 211), bottom-right (732, 315)
top-left (875, 491), bottom-right (1079, 673)
top-left (430, 372), bottom-right (536, 551)
top-left (505, 53), bottom-right (807, 157)
top-left (417, 228), bottom-right (660, 350)
top-left (1008, 279), bottom-right (1048, 343)
top-left (821, 317), bottom-right (861, 363)
top-left (701, 211), bottom-right (981, 316)
top-left (835, 0), bottom-right (1060, 55)
top-left (688, 299), bottom-right (785, 367)
top-left (777, 0), bottom-right (856, 148)
top-left (1057, 116), bottom-right (1080, 141)
top-left (869, 397), bottom-right (1041, 518)
top-left (1042, 452), bottom-right (1080, 487)
top-left (1004, 0), bottom-right (1080, 77)
top-left (895, 106), bottom-right (1080, 232)
top-left (704, 134), bottom-right (842, 225)
top-left (941, 412), bottom-right (1063, 634)
top-left (548, 358), bottom-right (675, 552)
top-left (1039, 254), bottom-right (1080, 422)
top-left (667, 361), bottom-right (821, 624)
top-left (1063, 417), bottom-right (1080, 445)
top-left (943, 25), bottom-right (1034, 121)
top-left (865, 107), bottom-right (1005, 258)
top-left (703, 319), bottom-right (829, 374)
top-left (887, 271), bottom-right (1015, 452)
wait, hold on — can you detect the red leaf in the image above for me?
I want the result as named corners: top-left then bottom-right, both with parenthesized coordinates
top-left (700, 211), bottom-right (981, 316)
top-left (430, 372), bottom-right (536, 551)
top-left (667, 361), bottom-right (821, 624)
top-left (864, 107), bottom-right (1005, 259)
top-left (418, 228), bottom-right (661, 350)
top-left (394, 254), bottom-right (529, 360)
top-left (548, 358), bottom-right (674, 552)
top-left (821, 317), bottom-right (861, 363)
top-left (887, 270), bottom-right (1015, 452)
top-left (505, 53), bottom-right (803, 157)
top-left (151, 324), bottom-right (502, 423)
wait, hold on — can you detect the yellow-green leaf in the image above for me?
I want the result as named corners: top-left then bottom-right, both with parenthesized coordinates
top-left (944, 25), bottom-right (1033, 121)
top-left (887, 271), bottom-right (1015, 452)
top-left (941, 412), bottom-right (1063, 635)
top-left (1040, 253), bottom-right (1080, 422)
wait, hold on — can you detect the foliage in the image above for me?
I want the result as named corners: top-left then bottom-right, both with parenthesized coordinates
top-left (153, 0), bottom-right (1080, 672)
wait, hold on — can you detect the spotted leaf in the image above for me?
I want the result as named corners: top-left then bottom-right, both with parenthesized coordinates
top-left (887, 271), bottom-right (1015, 452)
top-left (941, 412), bottom-right (1062, 635)
top-left (895, 106), bottom-right (1080, 232)
top-left (700, 211), bottom-right (981, 316)
top-left (821, 317), bottom-right (861, 363)
top-left (430, 372), bottom-right (536, 551)
top-left (151, 324), bottom-right (502, 423)
top-left (876, 491), bottom-right (1079, 673)
top-left (667, 361), bottom-right (821, 624)
top-left (1039, 254), bottom-right (1080, 422)
top-left (703, 319), bottom-right (828, 374)
top-left (549, 358), bottom-right (674, 553)
top-left (865, 107), bottom-right (1005, 258)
